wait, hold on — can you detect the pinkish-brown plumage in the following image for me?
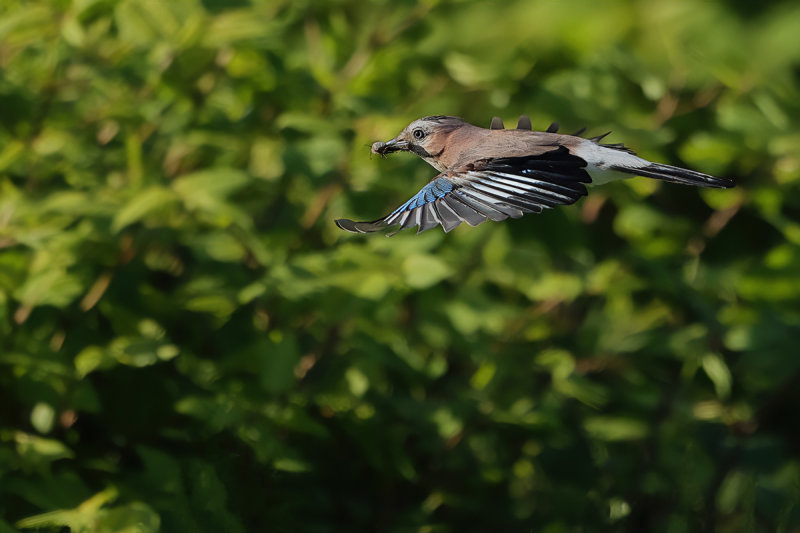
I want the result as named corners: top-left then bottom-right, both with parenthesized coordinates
top-left (339, 115), bottom-right (734, 235)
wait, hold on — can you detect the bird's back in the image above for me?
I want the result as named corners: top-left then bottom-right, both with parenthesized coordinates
top-left (441, 125), bottom-right (584, 170)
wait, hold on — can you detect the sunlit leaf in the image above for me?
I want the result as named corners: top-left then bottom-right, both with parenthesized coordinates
top-left (112, 187), bottom-right (179, 232)
top-left (583, 417), bottom-right (648, 441)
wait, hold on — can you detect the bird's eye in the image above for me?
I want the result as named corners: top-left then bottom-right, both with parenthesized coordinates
top-left (413, 129), bottom-right (426, 140)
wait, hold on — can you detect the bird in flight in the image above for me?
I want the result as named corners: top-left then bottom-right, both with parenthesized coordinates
top-left (335, 115), bottom-right (734, 235)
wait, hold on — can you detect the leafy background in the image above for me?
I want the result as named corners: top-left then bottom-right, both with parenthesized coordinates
top-left (1, 0), bottom-right (799, 531)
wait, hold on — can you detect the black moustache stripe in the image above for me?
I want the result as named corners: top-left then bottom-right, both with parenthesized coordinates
top-left (410, 144), bottom-right (431, 158)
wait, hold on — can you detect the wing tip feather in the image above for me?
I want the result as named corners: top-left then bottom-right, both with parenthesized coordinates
top-left (335, 218), bottom-right (387, 233)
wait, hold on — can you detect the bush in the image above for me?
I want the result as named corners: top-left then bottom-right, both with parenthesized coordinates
top-left (2, 1), bottom-right (799, 531)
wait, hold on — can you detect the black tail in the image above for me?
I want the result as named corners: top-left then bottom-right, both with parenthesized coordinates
top-left (612, 163), bottom-right (734, 189)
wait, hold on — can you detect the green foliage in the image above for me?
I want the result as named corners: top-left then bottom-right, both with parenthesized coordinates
top-left (1, 0), bottom-right (799, 531)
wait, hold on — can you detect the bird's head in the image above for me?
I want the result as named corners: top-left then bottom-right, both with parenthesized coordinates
top-left (371, 116), bottom-right (464, 171)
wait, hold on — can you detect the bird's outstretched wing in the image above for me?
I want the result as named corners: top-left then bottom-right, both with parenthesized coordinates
top-left (335, 146), bottom-right (591, 235)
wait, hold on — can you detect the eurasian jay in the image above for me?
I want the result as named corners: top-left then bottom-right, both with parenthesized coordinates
top-left (335, 115), bottom-right (734, 235)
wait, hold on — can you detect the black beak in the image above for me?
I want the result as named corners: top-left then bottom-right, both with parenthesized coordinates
top-left (371, 138), bottom-right (409, 155)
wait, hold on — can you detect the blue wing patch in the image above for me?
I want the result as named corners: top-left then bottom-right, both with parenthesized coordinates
top-left (390, 177), bottom-right (454, 216)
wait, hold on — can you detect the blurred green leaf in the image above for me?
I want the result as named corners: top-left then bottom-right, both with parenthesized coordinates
top-left (702, 353), bottom-right (733, 399)
top-left (13, 268), bottom-right (83, 309)
top-left (583, 416), bottom-right (648, 441)
top-left (96, 502), bottom-right (161, 533)
top-left (112, 187), bottom-right (178, 232)
top-left (403, 253), bottom-right (451, 289)
top-left (16, 487), bottom-right (159, 533)
top-left (30, 403), bottom-right (56, 434)
top-left (15, 432), bottom-right (74, 466)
